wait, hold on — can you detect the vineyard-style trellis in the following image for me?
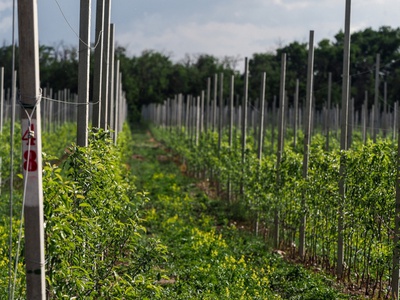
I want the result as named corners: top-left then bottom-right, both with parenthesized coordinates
top-left (142, 2), bottom-right (400, 298)
top-left (0, 0), bottom-right (127, 298)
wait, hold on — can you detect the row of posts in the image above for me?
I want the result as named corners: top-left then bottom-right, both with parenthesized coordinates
top-left (1, 0), bottom-right (127, 299)
top-left (0, 68), bottom-right (128, 143)
top-left (76, 0), bottom-right (127, 146)
top-left (142, 81), bottom-right (399, 152)
top-left (143, 1), bottom-right (400, 295)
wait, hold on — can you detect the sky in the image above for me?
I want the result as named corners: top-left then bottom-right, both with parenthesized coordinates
top-left (0, 0), bottom-right (399, 68)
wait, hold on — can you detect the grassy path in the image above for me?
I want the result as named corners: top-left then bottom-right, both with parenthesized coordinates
top-left (129, 125), bottom-right (352, 300)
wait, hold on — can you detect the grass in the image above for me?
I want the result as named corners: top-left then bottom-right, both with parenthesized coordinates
top-left (128, 124), bottom-right (354, 300)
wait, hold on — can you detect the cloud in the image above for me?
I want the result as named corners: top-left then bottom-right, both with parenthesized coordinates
top-left (0, 14), bottom-right (11, 32)
top-left (0, 0), bottom-right (12, 34)
top-left (117, 19), bottom-right (312, 64)
top-left (110, 0), bottom-right (400, 61)
top-left (2, 0), bottom-right (399, 62)
top-left (271, 0), bottom-right (311, 10)
top-left (0, 0), bottom-right (12, 12)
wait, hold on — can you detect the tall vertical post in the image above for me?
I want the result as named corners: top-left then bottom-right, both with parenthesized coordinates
top-left (18, 0), bottom-right (46, 298)
top-left (326, 72), bottom-right (332, 150)
top-left (185, 97), bottom-right (189, 133)
top-left (48, 89), bottom-right (53, 133)
top-left (212, 74), bottom-right (218, 132)
top-left (77, 0), bottom-right (91, 147)
top-left (91, 0), bottom-right (104, 127)
top-left (200, 90), bottom-right (205, 133)
top-left (196, 96), bottom-right (200, 146)
top-left (293, 79), bottom-right (299, 148)
top-left (108, 23), bottom-right (115, 129)
top-left (118, 71), bottom-right (123, 132)
top-left (258, 72), bottom-right (266, 161)
top-left (0, 67), bottom-right (3, 133)
top-left (394, 102), bottom-right (398, 141)
top-left (275, 53), bottom-right (287, 249)
top-left (177, 94), bottom-right (183, 131)
top-left (363, 91), bottom-right (368, 143)
top-left (299, 31), bottom-right (315, 258)
top-left (348, 97), bottom-right (354, 147)
top-left (218, 73), bottom-right (224, 151)
top-left (338, 0), bottom-right (351, 280)
top-left (393, 100), bottom-right (400, 298)
top-left (229, 75), bottom-right (234, 147)
top-left (113, 59), bottom-right (120, 143)
top-left (100, 0), bottom-right (111, 129)
top-left (242, 58), bottom-right (249, 166)
top-left (240, 58), bottom-right (249, 197)
top-left (373, 53), bottom-right (380, 142)
top-left (271, 96), bottom-right (277, 153)
top-left (0, 156), bottom-right (2, 199)
top-left (206, 77), bottom-right (211, 132)
top-left (383, 81), bottom-right (387, 131)
top-left (255, 74), bottom-right (266, 236)
top-left (63, 89), bottom-right (68, 124)
top-left (227, 75), bottom-right (235, 203)
top-left (9, 70), bottom-right (17, 299)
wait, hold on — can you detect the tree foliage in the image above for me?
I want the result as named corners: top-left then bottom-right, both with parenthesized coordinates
top-left (1, 26), bottom-right (399, 120)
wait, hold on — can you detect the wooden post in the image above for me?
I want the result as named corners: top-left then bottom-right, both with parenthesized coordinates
top-left (338, 0), bottom-right (351, 280)
top-left (229, 75), bottom-right (234, 147)
top-left (18, 0), bottom-right (46, 297)
top-left (293, 79), bottom-right (299, 148)
top-left (363, 91), bottom-right (368, 144)
top-left (177, 95), bottom-right (181, 129)
top-left (394, 102), bottom-right (398, 141)
top-left (108, 23), bottom-right (115, 130)
top-left (57, 91), bottom-right (61, 129)
top-left (258, 72), bottom-right (266, 161)
top-left (271, 96), bottom-right (277, 154)
top-left (242, 58), bottom-right (249, 166)
top-left (392, 100), bottom-right (400, 298)
top-left (213, 74), bottom-right (218, 132)
top-left (77, 0), bottom-right (91, 147)
top-left (196, 96), bottom-right (200, 146)
top-left (240, 58), bottom-right (249, 197)
top-left (348, 96), bottom-right (354, 148)
top-left (8, 70), bottom-right (17, 298)
top-left (0, 67), bottom-right (3, 133)
top-left (218, 73), bottom-right (224, 151)
top-left (48, 89), bottom-right (53, 133)
top-left (200, 90), bottom-right (205, 133)
top-left (299, 31), bottom-right (314, 258)
top-left (373, 53), bottom-right (380, 142)
top-left (205, 77), bottom-right (211, 132)
top-left (113, 59), bottom-right (120, 143)
top-left (326, 72), bottom-right (332, 150)
top-left (91, 0), bottom-right (104, 128)
top-left (41, 88), bottom-right (46, 132)
top-left (228, 75), bottom-right (235, 202)
top-left (275, 53), bottom-right (287, 249)
top-left (185, 96), bottom-right (189, 134)
top-left (100, 0), bottom-right (111, 129)
top-left (118, 71), bottom-right (123, 132)
top-left (254, 72), bottom-right (267, 235)
top-left (384, 81), bottom-right (389, 137)
top-left (192, 96), bottom-right (196, 142)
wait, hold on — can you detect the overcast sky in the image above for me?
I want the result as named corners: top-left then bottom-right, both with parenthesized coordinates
top-left (0, 0), bottom-right (399, 66)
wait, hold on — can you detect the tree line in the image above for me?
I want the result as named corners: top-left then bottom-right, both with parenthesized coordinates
top-left (1, 26), bottom-right (400, 121)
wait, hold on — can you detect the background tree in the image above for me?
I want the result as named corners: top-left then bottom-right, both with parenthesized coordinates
top-left (2, 26), bottom-right (399, 123)
top-left (248, 52), bottom-right (279, 107)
